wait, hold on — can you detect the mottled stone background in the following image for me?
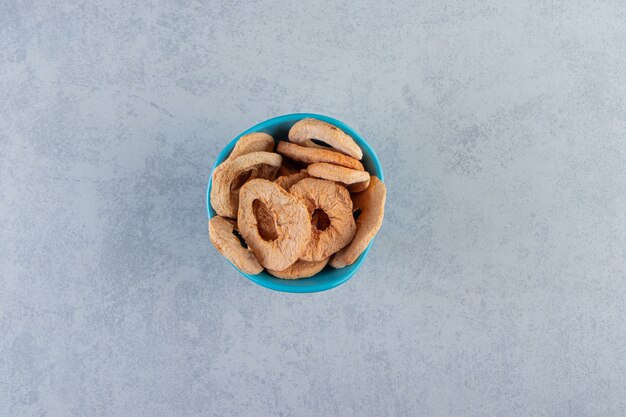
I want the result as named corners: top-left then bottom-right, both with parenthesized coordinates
top-left (2, 1), bottom-right (626, 416)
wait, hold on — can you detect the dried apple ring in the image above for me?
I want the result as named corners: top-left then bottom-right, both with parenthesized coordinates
top-left (288, 118), bottom-right (363, 160)
top-left (237, 179), bottom-right (311, 271)
top-left (209, 216), bottom-right (263, 275)
top-left (306, 162), bottom-right (370, 193)
top-left (330, 176), bottom-right (386, 268)
top-left (290, 178), bottom-right (356, 262)
top-left (228, 132), bottom-right (275, 161)
top-left (277, 141), bottom-right (364, 171)
top-left (210, 151), bottom-right (281, 218)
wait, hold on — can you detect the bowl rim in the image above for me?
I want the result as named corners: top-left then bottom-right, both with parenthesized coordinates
top-left (206, 113), bottom-right (384, 293)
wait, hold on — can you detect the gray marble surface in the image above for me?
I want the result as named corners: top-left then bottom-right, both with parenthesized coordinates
top-left (2, 1), bottom-right (626, 416)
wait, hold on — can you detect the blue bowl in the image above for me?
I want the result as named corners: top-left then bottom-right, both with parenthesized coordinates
top-left (207, 113), bottom-right (384, 293)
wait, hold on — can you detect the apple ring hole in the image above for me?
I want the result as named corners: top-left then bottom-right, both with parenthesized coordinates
top-left (252, 199), bottom-right (278, 241)
top-left (311, 208), bottom-right (330, 231)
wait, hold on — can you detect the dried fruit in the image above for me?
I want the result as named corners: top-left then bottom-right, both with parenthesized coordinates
top-left (209, 118), bottom-right (384, 279)
top-left (306, 162), bottom-right (370, 193)
top-left (238, 179), bottom-right (311, 271)
top-left (274, 170), bottom-right (309, 191)
top-left (209, 216), bottom-right (263, 275)
top-left (228, 132), bottom-right (275, 161)
top-left (276, 141), bottom-right (364, 171)
top-left (288, 118), bottom-right (363, 160)
top-left (347, 177), bottom-right (370, 193)
top-left (330, 176), bottom-right (386, 268)
top-left (210, 152), bottom-right (281, 218)
top-left (290, 178), bottom-right (356, 261)
top-left (267, 257), bottom-right (329, 279)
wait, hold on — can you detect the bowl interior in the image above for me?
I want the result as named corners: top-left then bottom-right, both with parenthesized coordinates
top-left (207, 113), bottom-right (384, 293)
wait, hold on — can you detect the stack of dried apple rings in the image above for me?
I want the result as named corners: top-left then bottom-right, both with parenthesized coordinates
top-left (209, 118), bottom-right (386, 279)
